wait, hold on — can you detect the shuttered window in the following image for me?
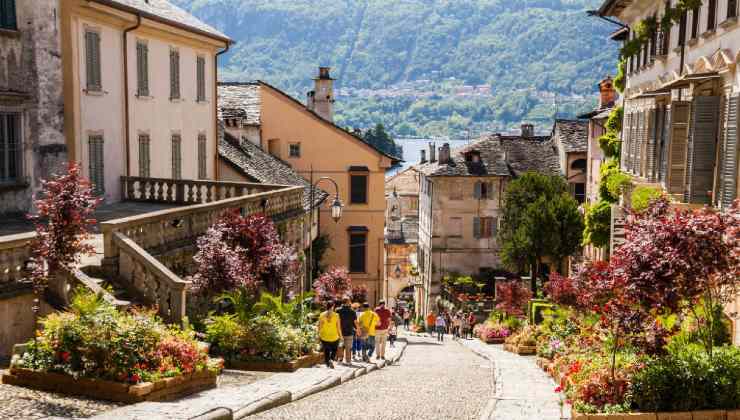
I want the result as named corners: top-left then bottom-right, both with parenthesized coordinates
top-left (350, 174), bottom-right (368, 204)
top-left (621, 113), bottom-right (632, 170)
top-left (198, 134), bottom-right (207, 179)
top-left (473, 217), bottom-right (496, 239)
top-left (88, 135), bottom-right (105, 196)
top-left (708, 0), bottom-right (718, 30)
top-left (349, 233), bottom-right (367, 273)
top-left (686, 96), bottom-right (720, 204)
top-left (196, 56), bottom-right (206, 102)
top-left (720, 94), bottom-right (739, 208)
top-left (171, 134), bottom-right (182, 180)
top-left (691, 7), bottom-right (700, 39)
top-left (85, 30), bottom-right (102, 92)
top-left (474, 181), bottom-right (494, 199)
top-left (138, 134), bottom-right (150, 178)
top-left (668, 102), bottom-right (690, 194)
top-left (136, 41), bottom-right (149, 97)
top-left (0, 113), bottom-right (21, 183)
top-left (648, 108), bottom-right (660, 181)
top-left (658, 106), bottom-right (672, 184)
top-left (0, 0), bottom-right (17, 30)
top-left (170, 48), bottom-right (180, 100)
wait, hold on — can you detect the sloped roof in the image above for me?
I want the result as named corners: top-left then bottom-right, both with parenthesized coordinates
top-left (218, 123), bottom-right (327, 210)
top-left (552, 119), bottom-right (588, 153)
top-left (92, 0), bottom-right (230, 41)
top-left (218, 83), bottom-right (261, 125)
top-left (415, 134), bottom-right (559, 178)
top-left (385, 167), bottom-right (420, 195)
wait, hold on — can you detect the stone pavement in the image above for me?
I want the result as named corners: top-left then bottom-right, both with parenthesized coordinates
top-left (249, 332), bottom-right (493, 420)
top-left (459, 338), bottom-right (567, 420)
top-left (91, 340), bottom-right (408, 420)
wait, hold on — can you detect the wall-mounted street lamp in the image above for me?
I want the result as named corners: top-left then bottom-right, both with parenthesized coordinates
top-left (307, 173), bottom-right (343, 292)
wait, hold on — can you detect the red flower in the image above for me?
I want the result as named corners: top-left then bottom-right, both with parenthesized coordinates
top-left (60, 351), bottom-right (71, 363)
top-left (130, 373), bottom-right (141, 383)
top-left (554, 386), bottom-right (562, 393)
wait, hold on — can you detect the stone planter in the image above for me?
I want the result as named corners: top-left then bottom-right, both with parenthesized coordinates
top-left (1, 367), bottom-right (218, 403)
top-left (572, 409), bottom-right (739, 420)
top-left (226, 352), bottom-right (323, 372)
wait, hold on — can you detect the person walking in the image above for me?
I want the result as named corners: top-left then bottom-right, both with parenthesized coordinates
top-left (403, 309), bottom-right (410, 330)
top-left (337, 298), bottom-right (359, 365)
top-left (374, 300), bottom-right (392, 360)
top-left (426, 312), bottom-right (436, 337)
top-left (452, 312), bottom-right (461, 339)
top-left (467, 312), bottom-right (476, 339)
top-left (460, 312), bottom-right (469, 340)
top-left (358, 302), bottom-right (379, 361)
top-left (318, 300), bottom-right (342, 368)
top-left (352, 302), bottom-right (362, 360)
top-left (389, 321), bottom-right (398, 348)
top-left (435, 313), bottom-right (447, 342)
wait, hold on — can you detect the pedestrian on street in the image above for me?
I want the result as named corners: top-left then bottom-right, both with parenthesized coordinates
top-left (426, 312), bottom-right (436, 337)
top-left (358, 302), bottom-right (379, 361)
top-left (452, 312), bottom-right (461, 339)
top-left (467, 312), bottom-right (476, 339)
top-left (435, 313), bottom-right (447, 342)
top-left (388, 321), bottom-right (397, 347)
top-left (403, 309), bottom-right (410, 330)
top-left (374, 300), bottom-right (392, 360)
top-left (460, 312), bottom-right (469, 340)
top-left (318, 300), bottom-right (342, 368)
top-left (352, 302), bottom-right (362, 360)
top-left (337, 298), bottom-right (359, 365)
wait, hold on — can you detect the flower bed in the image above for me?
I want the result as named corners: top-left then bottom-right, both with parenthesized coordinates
top-left (4, 290), bottom-right (222, 402)
top-left (474, 322), bottom-right (511, 344)
top-left (226, 352), bottom-right (323, 372)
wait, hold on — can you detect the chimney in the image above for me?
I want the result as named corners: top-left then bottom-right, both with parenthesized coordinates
top-left (521, 124), bottom-right (534, 138)
top-left (420, 149), bottom-right (427, 163)
top-left (599, 76), bottom-right (616, 109)
top-left (438, 143), bottom-right (451, 164)
top-left (306, 67), bottom-right (335, 122)
top-left (429, 142), bottom-right (436, 163)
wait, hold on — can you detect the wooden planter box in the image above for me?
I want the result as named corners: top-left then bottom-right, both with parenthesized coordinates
top-left (515, 345), bottom-right (537, 355)
top-left (1, 367), bottom-right (218, 403)
top-left (503, 343), bottom-right (514, 352)
top-left (226, 352), bottom-right (323, 372)
top-left (573, 409), bottom-right (739, 420)
top-left (480, 337), bottom-right (505, 344)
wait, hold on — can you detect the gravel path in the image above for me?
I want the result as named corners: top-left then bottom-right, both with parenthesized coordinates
top-left (0, 383), bottom-right (122, 419)
top-left (250, 334), bottom-right (494, 420)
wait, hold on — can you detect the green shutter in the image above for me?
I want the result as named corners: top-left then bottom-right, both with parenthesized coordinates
top-left (138, 134), bottom-right (150, 178)
top-left (668, 101), bottom-right (690, 194)
top-left (1, 0), bottom-right (17, 30)
top-left (88, 135), bottom-right (105, 196)
top-left (170, 49), bottom-right (180, 99)
top-left (686, 96), bottom-right (720, 204)
top-left (473, 217), bottom-right (481, 239)
top-left (137, 41), bottom-right (148, 97)
top-left (720, 94), bottom-right (738, 208)
top-left (198, 134), bottom-right (207, 179)
top-left (171, 134), bottom-right (182, 179)
top-left (85, 31), bottom-right (101, 91)
top-left (196, 56), bottom-right (205, 101)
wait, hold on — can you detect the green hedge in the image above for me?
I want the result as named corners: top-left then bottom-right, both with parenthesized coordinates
top-left (527, 299), bottom-right (555, 325)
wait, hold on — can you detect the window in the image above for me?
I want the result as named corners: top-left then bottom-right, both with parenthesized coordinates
top-left (449, 217), bottom-right (462, 237)
top-left (84, 30), bottom-right (102, 92)
top-left (0, 113), bottom-right (20, 184)
top-left (408, 197), bottom-right (419, 211)
top-left (571, 159), bottom-right (587, 172)
top-left (349, 232), bottom-right (367, 273)
top-left (708, 0), bottom-right (717, 30)
top-left (196, 56), bottom-right (206, 102)
top-left (198, 134), bottom-right (207, 179)
top-left (691, 7), bottom-right (700, 39)
top-left (574, 183), bottom-right (586, 203)
top-left (136, 41), bottom-right (149, 97)
top-left (473, 217), bottom-right (496, 239)
top-left (474, 181), bottom-right (494, 200)
top-left (88, 135), bottom-right (105, 196)
top-left (289, 142), bottom-right (301, 157)
top-left (350, 174), bottom-right (368, 204)
top-left (138, 134), bottom-right (150, 177)
top-left (729, 0), bottom-right (738, 20)
top-left (0, 0), bottom-right (17, 30)
top-left (171, 134), bottom-right (182, 179)
top-left (169, 48), bottom-right (180, 100)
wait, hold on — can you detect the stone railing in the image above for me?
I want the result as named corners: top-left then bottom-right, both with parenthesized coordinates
top-left (0, 232), bottom-right (35, 289)
top-left (121, 176), bottom-right (288, 205)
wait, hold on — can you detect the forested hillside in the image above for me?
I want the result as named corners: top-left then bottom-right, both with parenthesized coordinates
top-left (175, 0), bottom-right (617, 137)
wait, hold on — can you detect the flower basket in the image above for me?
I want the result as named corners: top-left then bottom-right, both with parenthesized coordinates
top-left (1, 367), bottom-right (218, 403)
top-left (226, 352), bottom-right (323, 372)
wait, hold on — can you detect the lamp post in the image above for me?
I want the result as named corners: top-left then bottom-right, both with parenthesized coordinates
top-left (307, 170), bottom-right (343, 294)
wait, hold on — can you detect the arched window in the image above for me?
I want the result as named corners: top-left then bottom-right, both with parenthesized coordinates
top-left (571, 159), bottom-right (587, 172)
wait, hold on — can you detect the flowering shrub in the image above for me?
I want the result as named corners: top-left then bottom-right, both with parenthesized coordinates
top-left (350, 284), bottom-right (368, 303)
top-left (474, 322), bottom-right (511, 342)
top-left (14, 289), bottom-right (220, 384)
top-left (495, 280), bottom-right (532, 317)
top-left (543, 272), bottom-right (579, 307)
top-left (313, 266), bottom-right (352, 303)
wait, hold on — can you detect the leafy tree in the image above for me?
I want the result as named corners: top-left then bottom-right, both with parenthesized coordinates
top-left (362, 123), bottom-right (402, 157)
top-left (495, 280), bottom-right (532, 317)
top-left (499, 172), bottom-right (584, 292)
top-left (29, 162), bottom-right (101, 292)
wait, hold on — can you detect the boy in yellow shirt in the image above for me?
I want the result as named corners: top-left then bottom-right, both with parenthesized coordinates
top-left (358, 302), bottom-right (379, 362)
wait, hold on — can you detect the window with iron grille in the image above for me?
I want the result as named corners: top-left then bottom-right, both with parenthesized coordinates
top-left (136, 41), bottom-right (149, 97)
top-left (198, 134), bottom-right (207, 179)
top-left (170, 48), bottom-right (180, 100)
top-left (138, 134), bottom-right (150, 177)
top-left (729, 0), bottom-right (738, 19)
top-left (0, 113), bottom-right (21, 184)
top-left (708, 0), bottom-right (718, 30)
top-left (196, 56), bottom-right (206, 102)
top-left (0, 0), bottom-right (17, 30)
top-left (171, 134), bottom-right (182, 179)
top-left (85, 30), bottom-right (102, 92)
top-left (88, 135), bottom-right (105, 196)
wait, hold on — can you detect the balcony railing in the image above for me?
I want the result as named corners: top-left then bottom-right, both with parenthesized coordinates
top-left (121, 176), bottom-right (289, 204)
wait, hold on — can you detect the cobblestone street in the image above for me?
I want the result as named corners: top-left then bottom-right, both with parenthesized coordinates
top-left (250, 333), bottom-right (494, 420)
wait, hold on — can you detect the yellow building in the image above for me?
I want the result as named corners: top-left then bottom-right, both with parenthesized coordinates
top-left (218, 69), bottom-right (400, 303)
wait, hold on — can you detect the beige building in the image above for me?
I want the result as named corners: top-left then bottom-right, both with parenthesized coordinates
top-left (60, 0), bottom-right (230, 202)
top-left (551, 120), bottom-right (588, 203)
top-left (599, 0), bottom-right (740, 343)
top-left (217, 69), bottom-right (400, 302)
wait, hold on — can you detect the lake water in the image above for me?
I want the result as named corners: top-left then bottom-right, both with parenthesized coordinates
top-left (387, 138), bottom-right (471, 176)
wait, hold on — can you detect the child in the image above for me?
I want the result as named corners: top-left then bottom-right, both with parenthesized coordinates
top-left (388, 321), bottom-right (397, 347)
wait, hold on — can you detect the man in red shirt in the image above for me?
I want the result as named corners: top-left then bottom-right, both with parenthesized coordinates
top-left (374, 300), bottom-right (392, 360)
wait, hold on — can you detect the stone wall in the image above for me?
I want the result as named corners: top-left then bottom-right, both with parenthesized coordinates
top-left (0, 288), bottom-right (53, 359)
top-left (0, 0), bottom-right (66, 215)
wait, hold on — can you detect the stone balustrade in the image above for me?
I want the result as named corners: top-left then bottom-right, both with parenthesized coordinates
top-left (121, 176), bottom-right (288, 205)
top-left (0, 232), bottom-right (35, 288)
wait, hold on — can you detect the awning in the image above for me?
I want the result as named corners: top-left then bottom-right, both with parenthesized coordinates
top-left (630, 90), bottom-right (671, 100)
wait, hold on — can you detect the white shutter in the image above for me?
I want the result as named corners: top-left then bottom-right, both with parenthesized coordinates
top-left (720, 94), bottom-right (739, 208)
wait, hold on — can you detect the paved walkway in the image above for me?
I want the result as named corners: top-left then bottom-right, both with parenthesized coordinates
top-left (250, 333), bottom-right (494, 420)
top-left (459, 338), bottom-right (566, 420)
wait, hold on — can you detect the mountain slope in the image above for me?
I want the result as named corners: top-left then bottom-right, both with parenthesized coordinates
top-left (175, 0), bottom-right (617, 136)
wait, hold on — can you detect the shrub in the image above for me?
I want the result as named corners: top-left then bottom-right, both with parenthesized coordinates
top-left (313, 266), bottom-right (352, 303)
top-left (597, 132), bottom-right (621, 158)
top-left (351, 284), bottom-right (369, 303)
top-left (583, 200), bottom-right (612, 247)
top-left (495, 280), bottom-right (532, 317)
top-left (605, 106), bottom-right (623, 133)
top-left (613, 60), bottom-right (625, 93)
top-left (630, 185), bottom-right (663, 212)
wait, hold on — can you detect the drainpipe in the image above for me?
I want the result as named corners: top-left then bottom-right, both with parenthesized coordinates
top-left (122, 14), bottom-right (142, 178)
top-left (214, 43), bottom-right (230, 180)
